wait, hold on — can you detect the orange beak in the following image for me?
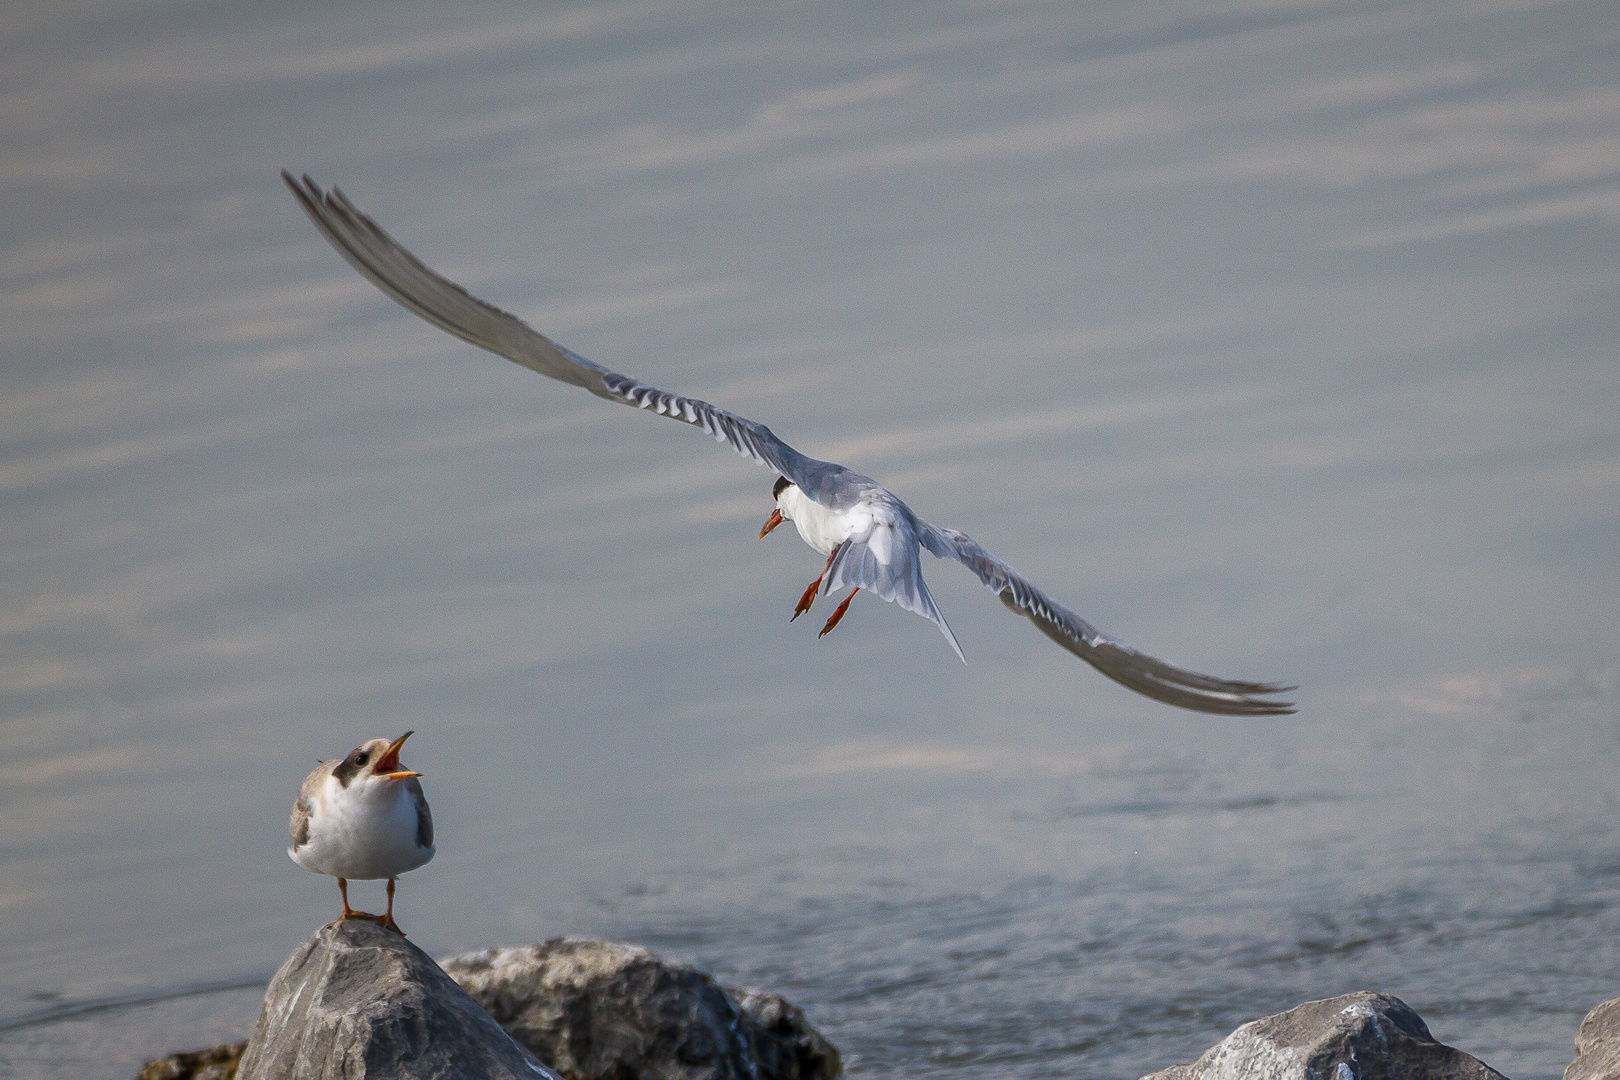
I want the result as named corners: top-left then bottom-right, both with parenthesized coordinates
top-left (373, 730), bottom-right (421, 780)
top-left (759, 508), bottom-right (784, 539)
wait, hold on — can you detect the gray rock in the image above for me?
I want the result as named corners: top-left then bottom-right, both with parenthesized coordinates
top-left (1566, 996), bottom-right (1620, 1080)
top-left (134, 1041), bottom-right (246, 1080)
top-left (235, 920), bottom-right (560, 1080)
top-left (441, 938), bottom-right (841, 1080)
top-left (1141, 991), bottom-right (1506, 1080)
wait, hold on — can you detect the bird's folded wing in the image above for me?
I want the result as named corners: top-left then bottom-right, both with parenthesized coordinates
top-left (283, 172), bottom-right (824, 488)
top-left (405, 778), bottom-right (433, 850)
top-left (824, 523), bottom-right (966, 663)
top-left (289, 764), bottom-right (327, 851)
top-left (918, 526), bottom-right (1295, 715)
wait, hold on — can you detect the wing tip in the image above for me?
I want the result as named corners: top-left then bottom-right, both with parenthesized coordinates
top-left (1163, 685), bottom-right (1298, 717)
top-left (281, 168), bottom-right (320, 203)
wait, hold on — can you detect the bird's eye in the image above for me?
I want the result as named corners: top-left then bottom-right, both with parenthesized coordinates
top-left (355, 752), bottom-right (369, 765)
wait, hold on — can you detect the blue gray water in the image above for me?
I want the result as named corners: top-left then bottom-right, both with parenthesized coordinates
top-left (3, 2), bottom-right (1619, 1077)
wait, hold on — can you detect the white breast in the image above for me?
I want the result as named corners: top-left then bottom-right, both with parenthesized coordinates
top-left (782, 486), bottom-right (869, 555)
top-left (290, 776), bottom-right (433, 880)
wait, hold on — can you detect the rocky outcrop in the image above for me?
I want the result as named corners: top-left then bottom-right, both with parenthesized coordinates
top-left (731, 987), bottom-right (841, 1080)
top-left (234, 920), bottom-right (559, 1080)
top-left (441, 939), bottom-right (841, 1080)
top-left (135, 1042), bottom-right (247, 1080)
top-left (1566, 996), bottom-right (1620, 1080)
top-left (1141, 991), bottom-right (1506, 1080)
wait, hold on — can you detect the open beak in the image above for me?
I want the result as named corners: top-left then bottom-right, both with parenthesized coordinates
top-left (373, 730), bottom-right (421, 780)
top-left (758, 508), bottom-right (784, 539)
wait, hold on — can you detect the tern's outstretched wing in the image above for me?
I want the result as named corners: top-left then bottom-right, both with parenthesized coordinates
top-left (283, 172), bottom-right (839, 495)
top-left (288, 172), bottom-right (1295, 713)
top-left (917, 524), bottom-right (1296, 715)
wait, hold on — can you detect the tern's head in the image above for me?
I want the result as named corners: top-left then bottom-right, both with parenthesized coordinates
top-left (331, 731), bottom-right (421, 791)
top-left (759, 475), bottom-right (796, 539)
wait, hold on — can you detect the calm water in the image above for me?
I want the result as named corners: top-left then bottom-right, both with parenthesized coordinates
top-left (3, 2), bottom-right (1619, 1078)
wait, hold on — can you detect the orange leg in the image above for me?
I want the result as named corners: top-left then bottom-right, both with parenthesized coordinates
top-left (339, 877), bottom-right (363, 919)
top-left (325, 877), bottom-right (393, 930)
top-left (379, 878), bottom-right (404, 935)
top-left (328, 878), bottom-right (377, 928)
top-left (791, 548), bottom-right (839, 621)
top-left (819, 588), bottom-right (859, 637)
top-left (791, 578), bottom-right (821, 620)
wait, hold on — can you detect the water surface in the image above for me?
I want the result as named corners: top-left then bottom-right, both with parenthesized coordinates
top-left (3, 2), bottom-right (1619, 1077)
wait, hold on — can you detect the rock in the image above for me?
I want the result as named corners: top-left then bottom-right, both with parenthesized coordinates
top-left (234, 919), bottom-right (559, 1080)
top-left (1141, 991), bottom-right (1506, 1080)
top-left (441, 938), bottom-right (841, 1080)
top-left (731, 987), bottom-right (842, 1080)
top-left (1566, 996), bottom-right (1620, 1080)
top-left (134, 1041), bottom-right (247, 1080)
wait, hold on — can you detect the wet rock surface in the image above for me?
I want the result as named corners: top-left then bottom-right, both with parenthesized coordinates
top-left (441, 938), bottom-right (841, 1080)
top-left (134, 1041), bottom-right (247, 1080)
top-left (1566, 996), bottom-right (1620, 1080)
top-left (1141, 991), bottom-right (1507, 1080)
top-left (233, 920), bottom-right (557, 1080)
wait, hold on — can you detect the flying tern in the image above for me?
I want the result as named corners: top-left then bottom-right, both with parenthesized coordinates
top-left (289, 731), bottom-right (434, 934)
top-left (285, 172), bottom-right (1294, 716)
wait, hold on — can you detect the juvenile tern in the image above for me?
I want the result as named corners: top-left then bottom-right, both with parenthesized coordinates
top-left (289, 731), bottom-right (434, 934)
top-left (285, 172), bottom-right (1294, 716)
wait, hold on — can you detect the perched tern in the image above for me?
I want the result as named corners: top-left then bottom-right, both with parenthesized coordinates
top-left (289, 731), bottom-right (434, 934)
top-left (285, 172), bottom-right (1294, 716)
